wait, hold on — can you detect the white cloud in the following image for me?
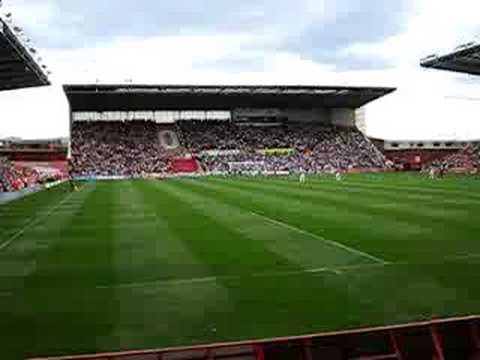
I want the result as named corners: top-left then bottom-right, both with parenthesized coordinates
top-left (0, 32), bottom-right (265, 138)
top-left (0, 0), bottom-right (58, 34)
top-left (45, 33), bottom-right (265, 84)
top-left (0, 85), bottom-right (68, 139)
top-left (340, 0), bottom-right (480, 140)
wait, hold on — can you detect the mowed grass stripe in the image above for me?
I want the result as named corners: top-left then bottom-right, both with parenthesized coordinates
top-left (338, 173), bottom-right (480, 194)
top-left (107, 180), bottom-right (213, 283)
top-left (0, 185), bottom-right (96, 274)
top-left (107, 181), bottom-right (230, 350)
top-left (0, 190), bottom-right (79, 251)
top-left (141, 180), bottom-right (303, 275)
top-left (254, 175), bottom-right (480, 210)
top-left (0, 184), bottom-right (71, 240)
top-left (346, 172), bottom-right (480, 191)
top-left (195, 177), bottom-right (419, 261)
top-left (308, 178), bottom-right (480, 208)
top-left (132, 180), bottom-right (340, 349)
top-left (95, 262), bottom-right (392, 289)
top-left (0, 188), bottom-right (91, 298)
top-left (249, 210), bottom-right (388, 264)
top-left (158, 179), bottom-right (374, 269)
top-left (2, 183), bottom-right (115, 358)
top-left (256, 176), bottom-right (480, 245)
top-left (23, 182), bottom-right (132, 357)
top-left (243, 176), bottom-right (478, 226)
top-left (171, 176), bottom-right (480, 338)
top-left (144, 180), bottom-right (375, 342)
top-left (208, 176), bottom-right (480, 259)
top-left (18, 183), bottom-right (106, 287)
top-left (2, 174), bottom-right (480, 360)
top-left (186, 178), bottom-right (413, 263)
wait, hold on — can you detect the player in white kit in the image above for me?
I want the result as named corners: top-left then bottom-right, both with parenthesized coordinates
top-left (299, 169), bottom-right (306, 184)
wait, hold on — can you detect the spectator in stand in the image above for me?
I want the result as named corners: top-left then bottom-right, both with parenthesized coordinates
top-left (70, 119), bottom-right (387, 177)
top-left (0, 157), bottom-right (45, 193)
top-left (426, 144), bottom-right (480, 173)
top-left (178, 121), bottom-right (386, 174)
top-left (71, 121), bottom-right (176, 177)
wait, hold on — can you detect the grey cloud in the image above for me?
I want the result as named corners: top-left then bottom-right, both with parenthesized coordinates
top-left (26, 0), bottom-right (302, 47)
top-left (20, 0), bottom-right (410, 71)
top-left (282, 0), bottom-right (410, 70)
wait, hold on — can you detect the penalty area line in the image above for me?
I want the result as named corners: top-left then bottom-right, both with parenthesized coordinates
top-left (249, 211), bottom-right (389, 265)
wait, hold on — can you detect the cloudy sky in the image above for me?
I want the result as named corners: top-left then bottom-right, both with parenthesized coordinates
top-left (1, 0), bottom-right (480, 140)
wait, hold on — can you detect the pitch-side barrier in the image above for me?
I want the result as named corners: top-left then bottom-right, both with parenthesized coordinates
top-left (0, 179), bottom-right (66, 205)
top-left (29, 315), bottom-right (480, 360)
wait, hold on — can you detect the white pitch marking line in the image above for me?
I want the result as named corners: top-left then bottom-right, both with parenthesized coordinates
top-left (250, 211), bottom-right (389, 265)
top-left (304, 268), bottom-right (328, 273)
top-left (450, 253), bottom-right (480, 260)
top-left (0, 192), bottom-right (77, 252)
top-left (96, 263), bottom-right (392, 290)
top-left (96, 276), bottom-right (219, 289)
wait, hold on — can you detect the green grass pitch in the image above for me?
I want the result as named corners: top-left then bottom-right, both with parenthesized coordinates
top-left (1, 173), bottom-right (480, 359)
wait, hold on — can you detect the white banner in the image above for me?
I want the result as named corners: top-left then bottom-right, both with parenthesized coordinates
top-left (200, 149), bottom-right (241, 156)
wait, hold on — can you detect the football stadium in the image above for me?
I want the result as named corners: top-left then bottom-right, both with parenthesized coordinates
top-left (2, 5), bottom-right (480, 360)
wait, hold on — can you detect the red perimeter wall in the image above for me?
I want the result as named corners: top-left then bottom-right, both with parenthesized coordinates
top-left (384, 149), bottom-right (457, 170)
top-left (29, 315), bottom-right (480, 360)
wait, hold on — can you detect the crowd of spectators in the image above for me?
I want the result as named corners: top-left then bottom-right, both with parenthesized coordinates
top-left (179, 121), bottom-right (387, 173)
top-left (70, 121), bottom-right (174, 177)
top-left (70, 119), bottom-right (387, 177)
top-left (470, 145), bottom-right (480, 166)
top-left (427, 144), bottom-right (480, 171)
top-left (179, 120), bottom-right (300, 152)
top-left (0, 157), bottom-right (42, 192)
